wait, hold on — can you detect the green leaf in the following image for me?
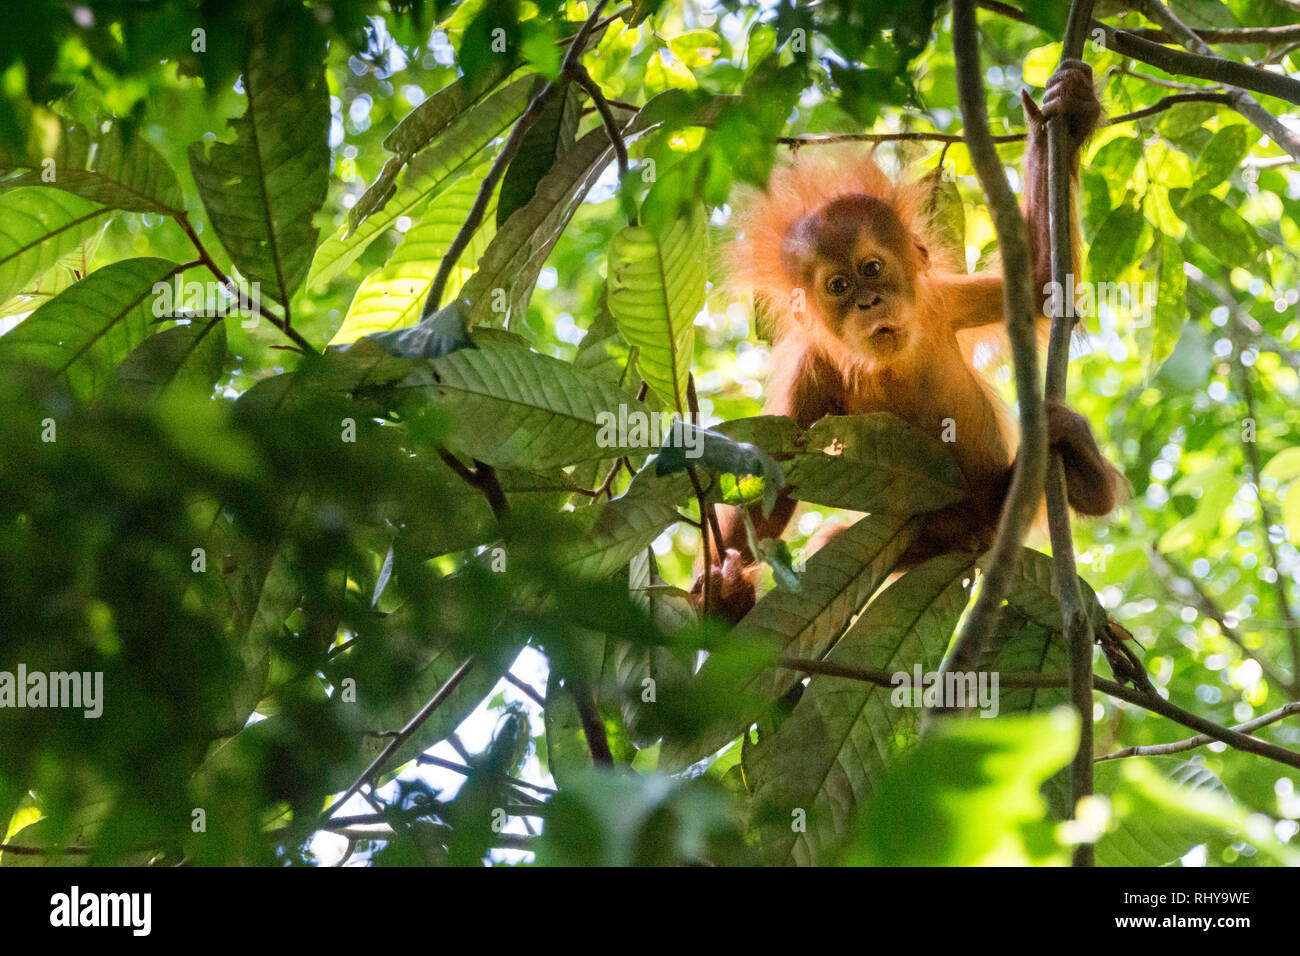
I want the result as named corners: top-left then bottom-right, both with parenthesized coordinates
top-left (784, 413), bottom-right (967, 514)
top-left (1020, 0), bottom-right (1067, 36)
top-left (109, 320), bottom-right (227, 402)
top-left (713, 415), bottom-right (804, 458)
top-left (354, 63), bottom-right (521, 232)
top-left (1092, 759), bottom-right (1300, 867)
top-left (607, 204), bottom-right (707, 413)
top-left (460, 124), bottom-right (625, 329)
top-left (497, 83), bottom-right (581, 227)
top-left (535, 769), bottom-right (747, 866)
top-left (555, 463), bottom-right (682, 580)
top-left (975, 607), bottom-right (1067, 715)
top-left (328, 172), bottom-right (497, 346)
top-left (0, 258), bottom-right (180, 399)
top-left (1139, 231), bottom-right (1188, 382)
top-left (662, 512), bottom-right (923, 770)
top-left (360, 300), bottom-right (474, 360)
top-left (1262, 447), bottom-right (1300, 483)
top-left (1180, 193), bottom-right (1265, 265)
top-left (0, 224), bottom-right (106, 320)
top-left (1188, 124), bottom-right (1253, 197)
top-left (1002, 547), bottom-right (1109, 636)
top-left (0, 187), bottom-right (109, 306)
top-left (921, 165), bottom-right (966, 267)
top-left (188, 18), bottom-right (330, 308)
top-left (0, 121), bottom-right (183, 215)
top-left (1086, 196), bottom-right (1148, 282)
top-left (409, 340), bottom-right (656, 470)
top-left (840, 710), bottom-right (1078, 865)
top-left (309, 76), bottom-right (538, 292)
top-left (614, 550), bottom-right (698, 748)
top-left (746, 553), bottom-right (977, 864)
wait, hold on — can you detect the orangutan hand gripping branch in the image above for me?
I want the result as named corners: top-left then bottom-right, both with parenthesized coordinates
top-left (695, 60), bottom-right (1124, 623)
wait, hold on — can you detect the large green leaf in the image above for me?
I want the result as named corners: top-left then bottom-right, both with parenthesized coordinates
top-left (661, 512), bottom-right (924, 770)
top-left (1091, 759), bottom-right (1300, 867)
top-left (406, 341), bottom-right (655, 470)
top-left (497, 83), bottom-right (582, 227)
top-left (746, 552), bottom-right (977, 864)
top-left (460, 124), bottom-right (623, 329)
top-left (328, 171), bottom-right (497, 346)
top-left (308, 76), bottom-right (538, 292)
top-left (1180, 192), bottom-right (1266, 266)
top-left (607, 204), bottom-right (707, 413)
top-left (1187, 124), bottom-right (1253, 198)
top-left (1086, 196), bottom-right (1148, 282)
top-left (348, 63), bottom-right (522, 231)
top-left (0, 187), bottom-right (109, 306)
top-left (784, 414), bottom-right (967, 513)
top-left (840, 711), bottom-right (1078, 865)
top-left (0, 120), bottom-right (183, 215)
top-left (1138, 231), bottom-right (1188, 382)
top-left (614, 550), bottom-right (697, 748)
top-left (109, 320), bottom-right (228, 403)
top-left (1001, 547), bottom-right (1108, 637)
top-left (188, 18), bottom-right (329, 309)
top-left (0, 257), bottom-right (181, 398)
top-left (556, 464), bottom-right (682, 580)
top-left (0, 224), bottom-right (106, 320)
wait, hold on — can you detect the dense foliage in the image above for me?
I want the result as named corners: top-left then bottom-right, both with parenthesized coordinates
top-left (1, 0), bottom-right (1299, 867)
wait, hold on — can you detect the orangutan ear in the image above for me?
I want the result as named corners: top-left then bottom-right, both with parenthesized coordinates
top-left (913, 238), bottom-right (931, 271)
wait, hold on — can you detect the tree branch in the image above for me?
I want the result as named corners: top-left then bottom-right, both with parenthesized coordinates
top-left (1096, 701), bottom-right (1300, 761)
top-left (938, 1), bottom-right (1049, 688)
top-left (173, 212), bottom-right (317, 355)
top-left (1042, 0), bottom-right (1099, 869)
top-left (321, 658), bottom-right (476, 820)
top-left (1124, 24), bottom-right (1300, 46)
top-left (1128, 0), bottom-right (1300, 161)
top-left (777, 93), bottom-right (1239, 149)
top-left (1095, 674), bottom-right (1300, 770)
top-left (777, 659), bottom-right (1300, 771)
top-left (437, 448), bottom-right (510, 526)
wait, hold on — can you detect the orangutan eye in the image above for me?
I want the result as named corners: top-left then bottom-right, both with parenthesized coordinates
top-left (859, 259), bottom-right (883, 278)
top-left (826, 275), bottom-right (851, 296)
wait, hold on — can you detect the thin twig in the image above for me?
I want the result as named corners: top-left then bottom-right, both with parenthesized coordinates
top-left (571, 63), bottom-right (631, 185)
top-left (322, 658), bottom-right (476, 819)
top-left (777, 93), bottom-right (1241, 149)
top-left (783, 657), bottom-right (1070, 688)
top-left (416, 752), bottom-right (557, 795)
top-left (1095, 675), bottom-right (1300, 770)
top-left (504, 671), bottom-right (547, 707)
top-left (420, 0), bottom-right (614, 319)
top-left (572, 684), bottom-right (614, 765)
top-left (1096, 702), bottom-right (1300, 761)
top-left (173, 212), bottom-right (317, 355)
top-left (1124, 24), bottom-right (1300, 45)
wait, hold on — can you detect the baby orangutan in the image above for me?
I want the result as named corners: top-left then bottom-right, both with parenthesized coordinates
top-left (695, 60), bottom-right (1123, 622)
